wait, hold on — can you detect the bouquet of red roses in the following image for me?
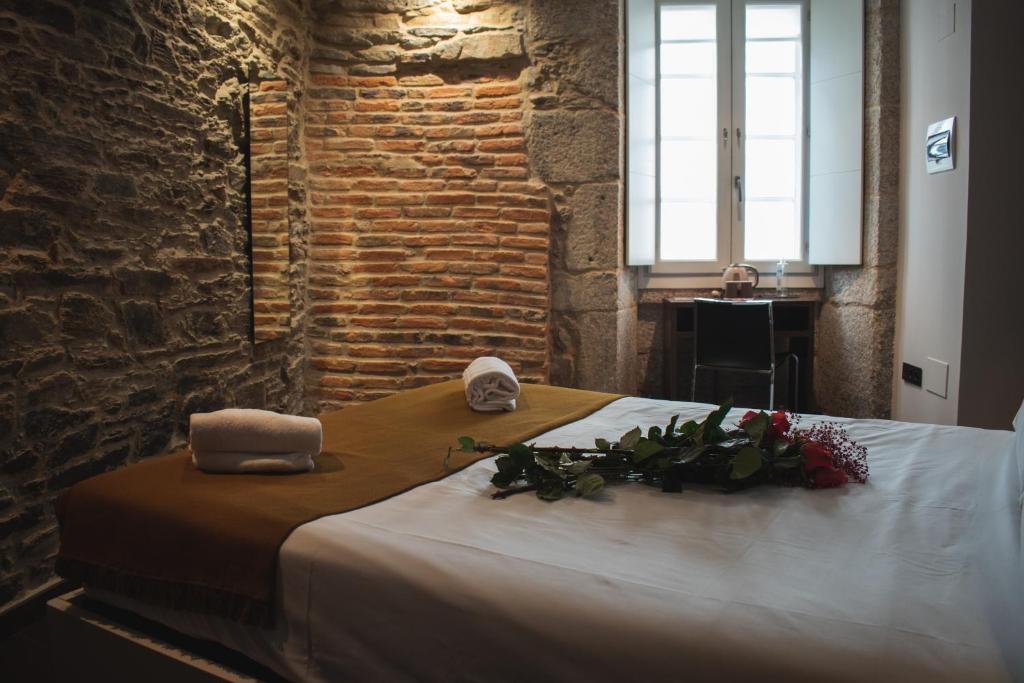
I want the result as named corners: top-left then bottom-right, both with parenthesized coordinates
top-left (457, 402), bottom-right (869, 502)
top-left (738, 409), bottom-right (869, 488)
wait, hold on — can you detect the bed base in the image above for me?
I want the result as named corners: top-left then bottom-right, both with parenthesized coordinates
top-left (45, 589), bottom-right (286, 683)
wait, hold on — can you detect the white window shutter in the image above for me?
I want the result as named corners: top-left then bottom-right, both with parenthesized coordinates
top-left (626, 0), bottom-right (657, 266)
top-left (808, 0), bottom-right (863, 265)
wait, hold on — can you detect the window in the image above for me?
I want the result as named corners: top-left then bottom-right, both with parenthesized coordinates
top-left (627, 0), bottom-right (864, 280)
top-left (657, 0), bottom-right (807, 274)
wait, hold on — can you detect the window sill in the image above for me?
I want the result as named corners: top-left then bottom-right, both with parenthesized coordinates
top-left (638, 269), bottom-right (824, 290)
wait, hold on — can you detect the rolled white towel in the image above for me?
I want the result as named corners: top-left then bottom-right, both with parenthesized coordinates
top-left (190, 449), bottom-right (314, 474)
top-left (189, 408), bottom-right (323, 456)
top-left (462, 356), bottom-right (520, 412)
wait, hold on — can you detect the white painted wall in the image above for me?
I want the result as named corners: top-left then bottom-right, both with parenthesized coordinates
top-left (891, 0), bottom-right (971, 424)
top-left (957, 0), bottom-right (1024, 430)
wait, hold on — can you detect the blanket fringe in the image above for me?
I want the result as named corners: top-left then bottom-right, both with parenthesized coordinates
top-left (55, 555), bottom-right (274, 628)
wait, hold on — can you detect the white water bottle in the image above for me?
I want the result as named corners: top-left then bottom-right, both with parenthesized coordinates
top-left (775, 259), bottom-right (787, 298)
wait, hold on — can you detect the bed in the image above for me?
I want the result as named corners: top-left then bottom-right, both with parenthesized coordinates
top-left (58, 391), bottom-right (1024, 683)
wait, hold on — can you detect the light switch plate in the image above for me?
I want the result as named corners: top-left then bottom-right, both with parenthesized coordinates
top-left (926, 117), bottom-right (956, 174)
top-left (924, 357), bottom-right (949, 398)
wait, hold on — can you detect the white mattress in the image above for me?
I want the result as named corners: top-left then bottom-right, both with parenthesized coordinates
top-left (91, 398), bottom-right (1024, 682)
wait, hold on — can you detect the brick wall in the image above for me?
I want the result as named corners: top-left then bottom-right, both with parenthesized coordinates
top-left (304, 3), bottom-right (552, 407)
top-left (299, 0), bottom-right (634, 406)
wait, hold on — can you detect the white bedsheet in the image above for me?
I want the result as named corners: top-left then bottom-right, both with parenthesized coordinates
top-left (92, 398), bottom-right (1022, 682)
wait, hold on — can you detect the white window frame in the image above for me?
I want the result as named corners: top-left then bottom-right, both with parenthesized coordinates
top-left (645, 0), bottom-right (821, 289)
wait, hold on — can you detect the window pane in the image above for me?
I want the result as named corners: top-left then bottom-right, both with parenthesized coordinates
top-left (661, 5), bottom-right (716, 41)
top-left (660, 202), bottom-right (717, 261)
top-left (746, 76), bottom-right (796, 135)
top-left (661, 140), bottom-right (716, 200)
top-left (661, 42), bottom-right (716, 76)
top-left (747, 5), bottom-right (801, 39)
top-left (657, 4), bottom-right (720, 266)
top-left (746, 139), bottom-right (796, 199)
top-left (744, 3), bottom-right (803, 263)
top-left (745, 201), bottom-right (800, 261)
top-left (661, 78), bottom-right (717, 138)
top-left (746, 40), bottom-right (797, 73)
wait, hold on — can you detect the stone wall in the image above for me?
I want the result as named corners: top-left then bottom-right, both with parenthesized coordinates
top-left (525, 0), bottom-right (637, 395)
top-left (813, 0), bottom-right (900, 418)
top-left (0, 0), bottom-right (312, 608)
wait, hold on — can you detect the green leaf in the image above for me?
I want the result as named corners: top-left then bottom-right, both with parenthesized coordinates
top-left (443, 448), bottom-right (452, 471)
top-left (650, 456), bottom-right (672, 471)
top-left (665, 415), bottom-right (679, 437)
top-left (715, 437), bottom-right (748, 451)
top-left (695, 421), bottom-right (728, 446)
top-left (495, 454), bottom-right (520, 476)
top-left (537, 479), bottom-right (565, 501)
top-left (575, 473), bottom-right (605, 498)
top-left (507, 443), bottom-right (533, 469)
top-left (741, 412), bottom-right (770, 445)
top-left (632, 438), bottom-right (665, 463)
top-left (771, 456), bottom-right (802, 469)
top-left (457, 436), bottom-right (476, 452)
top-left (536, 452), bottom-right (565, 477)
top-left (693, 401), bottom-right (733, 447)
top-left (677, 420), bottom-right (699, 437)
top-left (594, 438), bottom-right (611, 450)
top-left (566, 460), bottom-right (592, 475)
top-left (491, 469), bottom-right (517, 488)
top-left (772, 439), bottom-right (794, 457)
top-left (730, 446), bottom-right (764, 480)
top-left (677, 444), bottom-right (711, 464)
top-left (536, 452), bottom-right (560, 466)
top-left (618, 426), bottom-right (642, 449)
top-left (647, 425), bottom-right (663, 441)
top-left (705, 400), bottom-right (734, 431)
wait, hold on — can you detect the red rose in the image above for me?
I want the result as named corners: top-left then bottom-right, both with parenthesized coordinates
top-left (811, 466), bottom-right (848, 488)
top-left (801, 442), bottom-right (834, 472)
top-left (768, 411), bottom-right (790, 440)
top-left (801, 441), bottom-right (848, 488)
top-left (739, 410), bottom-right (758, 426)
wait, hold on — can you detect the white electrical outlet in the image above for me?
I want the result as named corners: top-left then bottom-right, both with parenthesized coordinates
top-left (924, 357), bottom-right (949, 398)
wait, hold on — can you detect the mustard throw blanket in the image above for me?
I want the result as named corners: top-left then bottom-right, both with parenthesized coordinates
top-left (55, 380), bottom-right (622, 626)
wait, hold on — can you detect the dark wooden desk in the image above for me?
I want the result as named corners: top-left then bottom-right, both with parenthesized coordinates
top-left (662, 296), bottom-right (818, 411)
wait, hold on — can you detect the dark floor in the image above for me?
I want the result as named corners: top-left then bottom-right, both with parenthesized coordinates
top-left (1, 587), bottom-right (289, 683)
top-left (0, 606), bottom-right (57, 683)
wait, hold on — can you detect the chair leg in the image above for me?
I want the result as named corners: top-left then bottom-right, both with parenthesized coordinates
top-left (769, 367), bottom-right (775, 410)
top-left (791, 355), bottom-right (799, 412)
top-left (691, 366), bottom-right (698, 402)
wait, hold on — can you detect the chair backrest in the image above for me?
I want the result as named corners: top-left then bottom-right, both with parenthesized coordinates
top-left (693, 298), bottom-right (774, 371)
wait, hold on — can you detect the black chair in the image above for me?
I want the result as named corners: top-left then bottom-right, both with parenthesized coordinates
top-left (691, 298), bottom-right (799, 410)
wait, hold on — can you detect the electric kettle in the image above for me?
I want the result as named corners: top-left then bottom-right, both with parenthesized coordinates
top-left (722, 263), bottom-right (759, 298)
